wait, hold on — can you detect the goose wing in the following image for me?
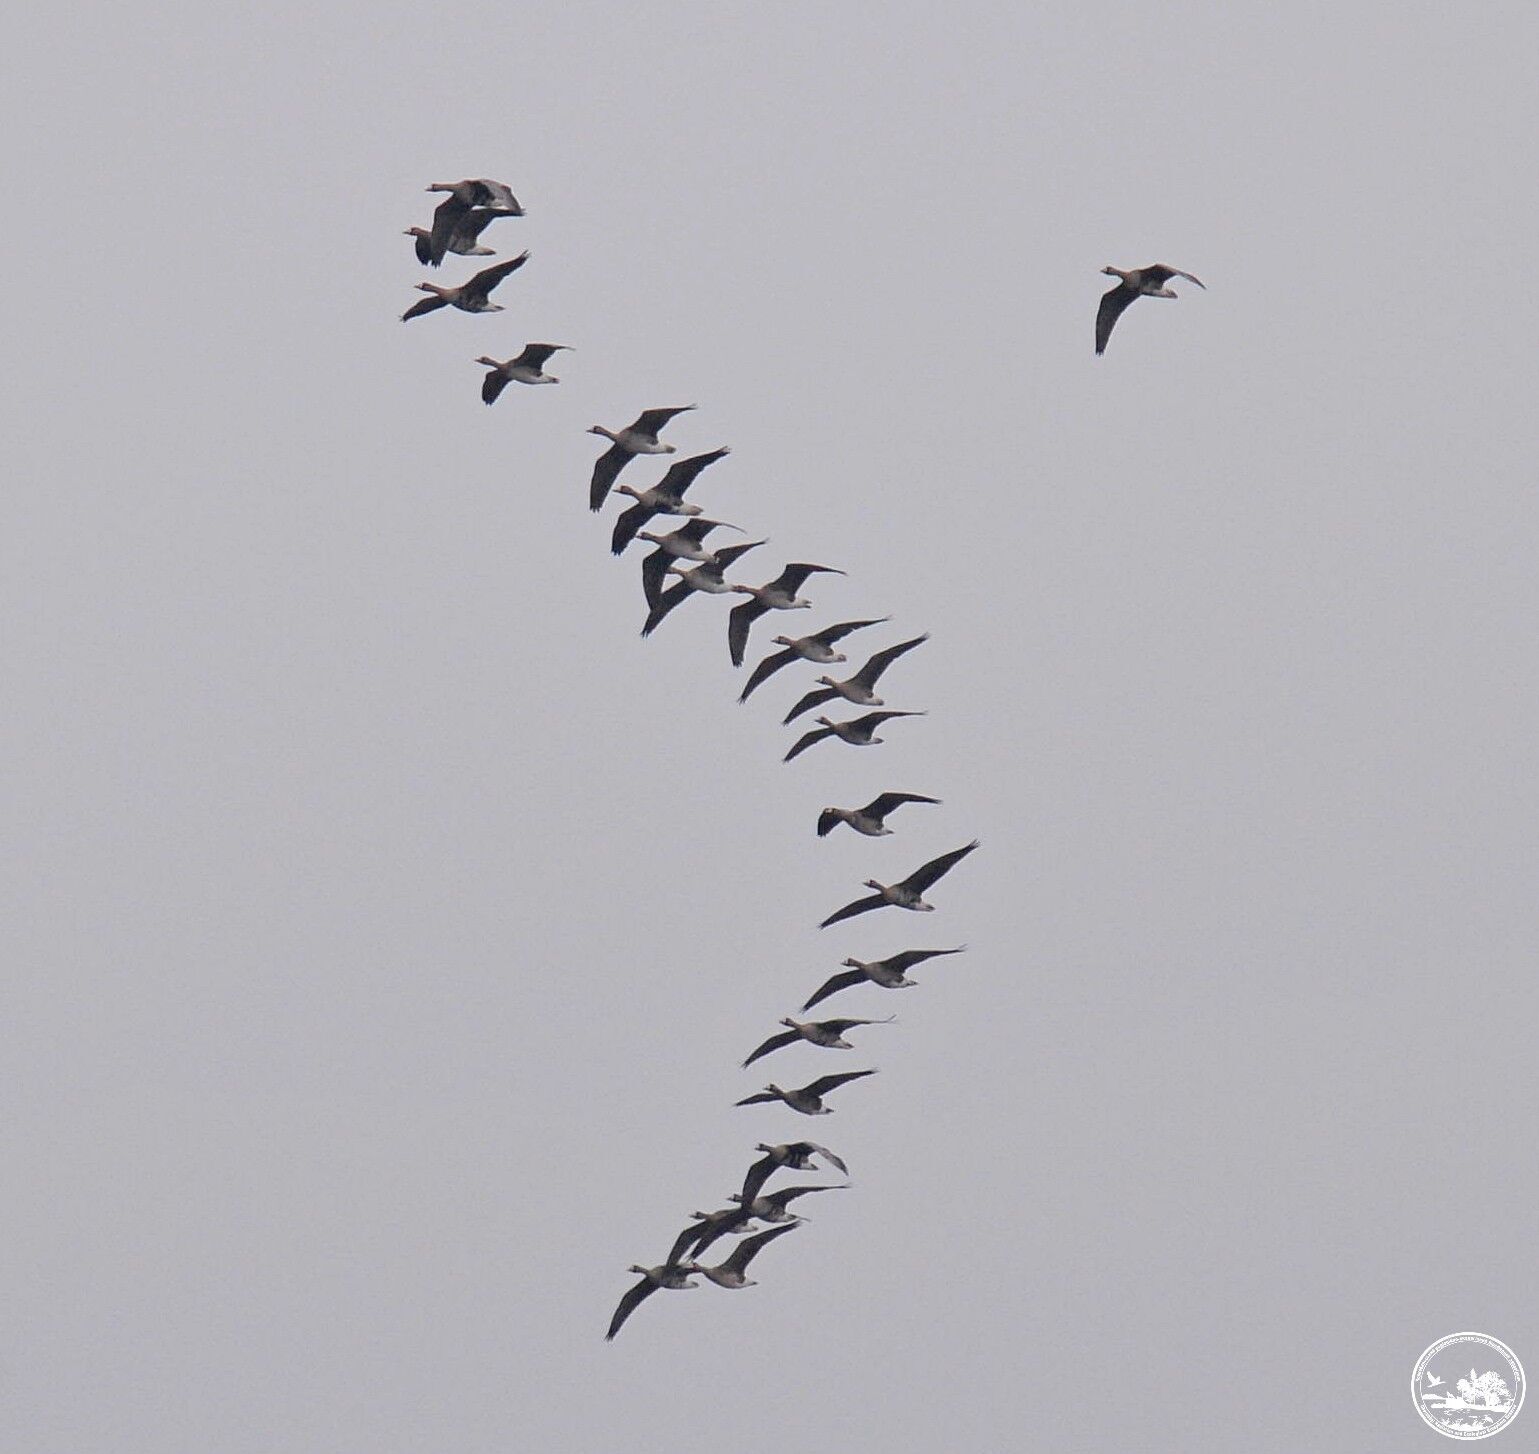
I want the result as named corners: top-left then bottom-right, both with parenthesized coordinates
top-left (641, 579), bottom-right (692, 637)
top-left (734, 1089), bottom-right (781, 1107)
top-left (852, 633), bottom-right (929, 689)
top-left (689, 1208), bottom-right (752, 1261)
top-left (899, 840), bottom-right (979, 895)
top-left (512, 341), bottom-right (568, 369)
top-left (739, 645), bottom-right (797, 702)
top-left (481, 367), bottom-right (510, 405)
top-left (783, 686), bottom-right (838, 725)
top-left (457, 207), bottom-right (513, 244)
top-left (652, 444), bottom-right (728, 499)
top-left (813, 616), bottom-right (890, 646)
top-left (1144, 263), bottom-right (1204, 289)
top-left (884, 945), bottom-right (967, 973)
top-left (463, 178), bottom-right (523, 213)
top-left (729, 597), bottom-right (770, 667)
top-left (594, 451), bottom-right (638, 515)
top-left (1096, 282), bottom-right (1138, 355)
top-left (738, 1151), bottom-right (779, 1206)
top-left (400, 292), bottom-right (449, 322)
top-left (631, 405), bottom-right (696, 439)
top-left (605, 1276), bottom-right (659, 1341)
top-left (865, 792), bottom-right (942, 819)
top-left (770, 1182), bottom-right (846, 1209)
top-left (771, 562), bottom-right (845, 595)
top-left (815, 808), bottom-right (843, 838)
top-left (783, 724), bottom-right (835, 763)
top-left (666, 1217), bottom-right (710, 1268)
top-left (411, 230), bottom-right (433, 266)
top-left (803, 1141), bottom-right (849, 1176)
top-left (461, 250), bottom-right (529, 305)
top-left (803, 1070), bottom-right (876, 1098)
top-left (639, 547), bottom-right (671, 609)
top-left (741, 1028), bottom-right (799, 1068)
top-left (818, 891), bottom-right (888, 930)
top-left (719, 1222), bottom-right (800, 1275)
top-left (427, 193), bottom-right (471, 265)
top-left (713, 538), bottom-right (764, 572)
top-left (801, 967), bottom-right (867, 1011)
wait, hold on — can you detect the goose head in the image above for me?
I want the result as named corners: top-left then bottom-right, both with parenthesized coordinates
top-left (588, 424), bottom-right (618, 440)
top-left (778, 1017), bottom-right (801, 1030)
top-left (474, 356), bottom-right (501, 368)
top-left (863, 879), bottom-right (886, 892)
top-left (1102, 265), bottom-right (1131, 281)
top-left (404, 227), bottom-right (428, 239)
top-left (814, 716), bottom-right (835, 729)
top-left (840, 957), bottom-right (866, 969)
top-left (627, 1264), bottom-right (648, 1275)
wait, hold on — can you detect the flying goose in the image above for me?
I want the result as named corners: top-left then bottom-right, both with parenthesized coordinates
top-left (782, 633), bottom-right (930, 724)
top-left (817, 792), bottom-right (941, 838)
top-left (608, 446), bottom-right (729, 551)
top-left (605, 1260), bottom-right (698, 1341)
top-left (741, 1014), bottom-right (896, 1067)
top-left (738, 619), bottom-right (891, 703)
top-left (728, 564), bottom-right (847, 667)
top-left (400, 252), bottom-right (530, 321)
top-left (727, 1183), bottom-right (846, 1224)
top-left (685, 1223), bottom-right (800, 1289)
top-left (476, 343), bottom-right (570, 403)
top-left (588, 407), bottom-right (698, 512)
top-left (423, 178), bottom-right (524, 266)
top-left (667, 1205), bottom-right (756, 1267)
top-left (739, 1141), bottom-right (849, 1206)
top-left (405, 208), bottom-right (515, 267)
top-left (802, 946), bottom-right (966, 1011)
top-left (1095, 264), bottom-right (1205, 355)
top-left (783, 710), bottom-right (925, 764)
top-left (642, 540), bottom-right (766, 636)
top-left (735, 1069), bottom-right (877, 1116)
top-left (819, 841), bottom-right (980, 929)
top-left (638, 519), bottom-right (741, 607)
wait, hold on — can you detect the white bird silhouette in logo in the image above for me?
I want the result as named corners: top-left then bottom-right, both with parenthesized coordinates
top-left (1425, 1370), bottom-right (1445, 1388)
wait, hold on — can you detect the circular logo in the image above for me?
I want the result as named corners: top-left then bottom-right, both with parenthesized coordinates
top-left (1413, 1332), bottom-right (1525, 1439)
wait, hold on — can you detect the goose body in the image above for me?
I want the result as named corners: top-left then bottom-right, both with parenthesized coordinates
top-left (727, 1183), bottom-right (846, 1224)
top-left (735, 1069), bottom-right (877, 1116)
top-left (727, 564), bottom-right (846, 666)
top-left (400, 251), bottom-right (530, 321)
top-left (741, 1014), bottom-right (896, 1067)
top-left (637, 519), bottom-right (740, 607)
top-left (406, 207), bottom-right (514, 266)
top-left (802, 946), bottom-right (966, 1011)
top-left (608, 446), bottom-right (728, 550)
top-left (588, 407), bottom-right (697, 511)
top-left (817, 792), bottom-right (941, 838)
top-left (605, 1261), bottom-right (698, 1340)
top-left (739, 1141), bottom-right (848, 1206)
top-left (738, 618), bottom-right (891, 702)
top-left (421, 178), bottom-right (524, 266)
top-left (642, 539), bottom-right (766, 636)
top-left (819, 841), bottom-right (979, 929)
top-left (475, 343), bottom-right (570, 402)
top-left (1095, 263), bottom-right (1205, 355)
top-left (783, 710), bottom-right (925, 764)
top-left (685, 1223), bottom-right (799, 1289)
top-left (783, 633), bottom-right (929, 723)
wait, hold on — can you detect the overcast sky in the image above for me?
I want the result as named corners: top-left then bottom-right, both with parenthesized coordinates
top-left (4, 4), bottom-right (1537, 1451)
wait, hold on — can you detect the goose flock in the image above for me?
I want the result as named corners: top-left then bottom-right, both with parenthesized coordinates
top-left (400, 176), bottom-right (1204, 1341)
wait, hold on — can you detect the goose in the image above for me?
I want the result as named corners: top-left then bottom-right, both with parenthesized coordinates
top-left (727, 1183), bottom-right (846, 1224)
top-left (476, 343), bottom-right (570, 403)
top-left (782, 634), bottom-right (930, 724)
top-left (802, 946), bottom-right (966, 1011)
top-left (400, 252), bottom-right (530, 321)
top-left (642, 540), bottom-right (766, 636)
top-left (405, 208), bottom-right (513, 267)
top-left (739, 1142), bottom-right (848, 1206)
top-left (589, 407), bottom-right (697, 512)
top-left (667, 1205), bottom-right (756, 1267)
top-left (783, 710), bottom-right (925, 764)
top-left (817, 792), bottom-right (941, 838)
top-left (741, 1014), bottom-right (896, 1067)
top-left (728, 564), bottom-right (847, 667)
top-left (819, 841), bottom-right (980, 929)
top-left (1095, 264), bottom-right (1205, 355)
top-left (738, 619), bottom-right (891, 703)
top-left (609, 446), bottom-right (730, 551)
top-left (423, 178), bottom-right (524, 267)
top-left (735, 1069), bottom-right (877, 1116)
top-left (605, 1260), bottom-right (698, 1341)
top-left (638, 519), bottom-right (741, 607)
top-left (685, 1223), bottom-right (800, 1289)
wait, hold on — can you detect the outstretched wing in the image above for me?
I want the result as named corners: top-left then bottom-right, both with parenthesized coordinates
top-left (772, 562), bottom-right (845, 595)
top-left (633, 405), bottom-right (697, 437)
top-left (739, 645), bottom-right (796, 702)
top-left (640, 547), bottom-right (671, 609)
top-left (804, 1070), bottom-right (876, 1098)
top-left (1145, 264), bottom-right (1205, 289)
top-left (783, 725), bottom-right (833, 763)
top-left (815, 617), bottom-right (890, 646)
top-left (605, 1277), bottom-right (657, 1341)
top-left (865, 791), bottom-right (941, 819)
top-left (400, 292), bottom-right (449, 322)
top-left (729, 597), bottom-right (769, 667)
top-left (462, 250), bottom-right (530, 305)
top-left (741, 1029), bottom-right (799, 1068)
top-left (853, 633), bottom-right (929, 689)
top-left (734, 1090), bottom-right (780, 1107)
top-left (1095, 282), bottom-right (1137, 355)
top-left (816, 809), bottom-right (842, 838)
top-left (481, 368), bottom-right (510, 406)
top-left (713, 538), bottom-right (764, 572)
top-left (804, 1142), bottom-right (849, 1177)
top-left (900, 840), bottom-right (980, 894)
top-left (720, 1222), bottom-right (800, 1275)
top-left (513, 341), bottom-right (567, 369)
top-left (594, 452), bottom-right (637, 515)
top-left (818, 892), bottom-right (887, 930)
top-left (783, 686), bottom-right (838, 725)
top-left (411, 230), bottom-right (433, 266)
top-left (642, 580), bottom-right (692, 637)
top-left (427, 193), bottom-right (471, 265)
top-left (885, 945), bottom-right (967, 973)
top-left (801, 968), bottom-right (866, 1011)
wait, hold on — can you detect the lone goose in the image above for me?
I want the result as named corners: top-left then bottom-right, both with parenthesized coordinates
top-left (400, 252), bottom-right (530, 321)
top-left (405, 209), bottom-right (513, 267)
top-left (741, 1014), bottom-right (896, 1067)
top-left (476, 343), bottom-right (570, 403)
top-left (783, 633), bottom-right (930, 724)
top-left (738, 619), bottom-right (891, 703)
top-left (735, 1069), bottom-right (877, 1116)
top-left (739, 1142), bottom-right (848, 1206)
top-left (728, 564), bottom-right (847, 667)
top-left (605, 1261), bottom-right (698, 1341)
top-left (423, 178), bottom-right (524, 267)
top-left (588, 407), bottom-right (697, 512)
top-left (638, 519), bottom-right (741, 607)
top-left (1095, 263), bottom-right (1205, 355)
top-left (783, 710), bottom-right (925, 764)
top-left (609, 446), bottom-right (730, 552)
top-left (685, 1223), bottom-right (800, 1289)
top-left (819, 840), bottom-right (980, 929)
top-left (642, 540), bottom-right (765, 637)
top-left (818, 792), bottom-right (941, 838)
top-left (727, 1183), bottom-right (846, 1224)
top-left (802, 946), bottom-right (966, 1011)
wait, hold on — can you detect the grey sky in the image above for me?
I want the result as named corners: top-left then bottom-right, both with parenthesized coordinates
top-left (4, 3), bottom-right (1537, 1451)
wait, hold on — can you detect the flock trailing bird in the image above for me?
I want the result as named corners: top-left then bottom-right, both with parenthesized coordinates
top-left (400, 176), bottom-right (1207, 1341)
